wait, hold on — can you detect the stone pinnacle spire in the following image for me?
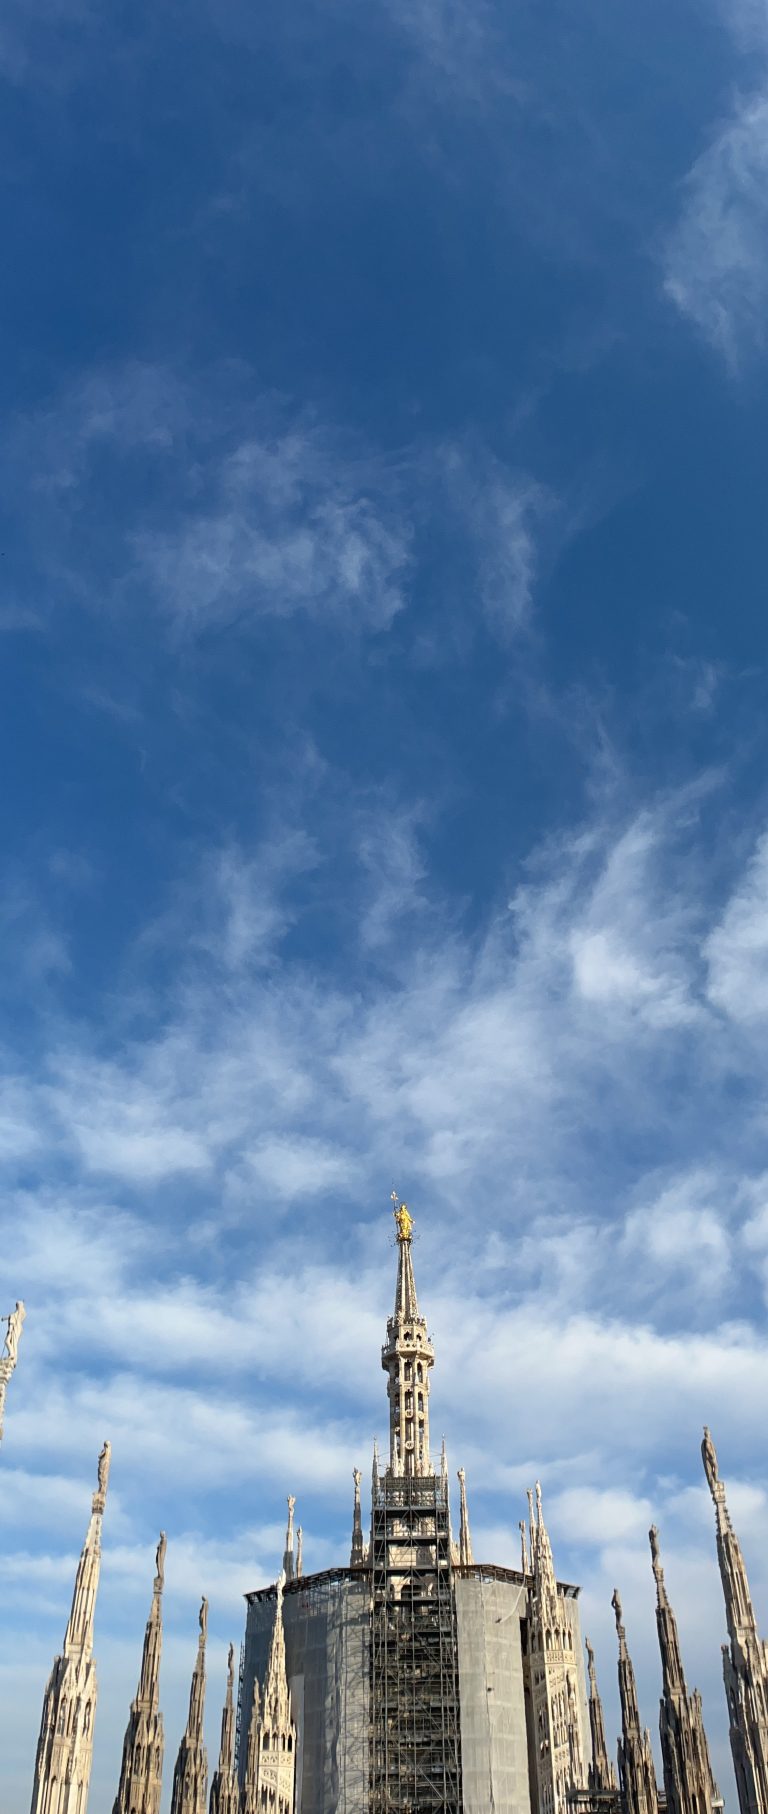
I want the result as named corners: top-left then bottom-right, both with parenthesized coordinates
top-left (519, 1519), bottom-right (531, 1576)
top-left (283, 1496), bottom-right (296, 1582)
top-left (209, 1645), bottom-right (239, 1814)
top-left (382, 1195), bottom-right (434, 1476)
top-left (170, 1599), bottom-right (208, 1814)
top-left (243, 1575), bottom-right (296, 1814)
top-left (113, 1532), bottom-right (166, 1814)
top-left (527, 1481), bottom-right (585, 1814)
top-left (612, 1587), bottom-right (659, 1814)
top-left (649, 1525), bottom-right (719, 1814)
top-left (457, 1469), bottom-right (474, 1567)
top-left (0, 1299), bottom-right (25, 1443)
top-left (30, 1441), bottom-right (111, 1814)
top-left (350, 1467), bottom-right (365, 1567)
top-left (702, 1427), bottom-right (768, 1814)
top-left (586, 1637), bottom-right (617, 1794)
top-left (242, 1673), bottom-right (261, 1814)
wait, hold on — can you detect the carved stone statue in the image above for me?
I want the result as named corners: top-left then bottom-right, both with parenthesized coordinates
top-left (3, 1300), bottom-right (25, 1366)
top-left (353, 1467), bottom-right (361, 1491)
top-left (199, 1596), bottom-right (208, 1642)
top-left (227, 1641), bottom-right (234, 1688)
top-left (97, 1440), bottom-right (111, 1497)
top-left (649, 1524), bottom-right (661, 1574)
top-left (611, 1587), bottom-right (623, 1628)
top-left (702, 1425), bottom-right (720, 1498)
top-left (155, 1530), bottom-right (167, 1590)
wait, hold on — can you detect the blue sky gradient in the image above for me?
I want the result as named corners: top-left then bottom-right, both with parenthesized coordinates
top-left (3, 0), bottom-right (768, 1807)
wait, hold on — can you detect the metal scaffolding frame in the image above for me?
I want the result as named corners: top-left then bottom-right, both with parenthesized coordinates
top-left (370, 1472), bottom-right (462, 1814)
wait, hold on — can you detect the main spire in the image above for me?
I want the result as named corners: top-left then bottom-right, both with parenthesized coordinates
top-left (30, 1441), bottom-right (111, 1814)
top-left (381, 1195), bottom-right (435, 1476)
top-left (113, 1532), bottom-right (166, 1814)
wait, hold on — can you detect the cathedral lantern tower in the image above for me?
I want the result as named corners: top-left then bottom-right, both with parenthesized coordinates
top-left (239, 1198), bottom-right (588, 1814)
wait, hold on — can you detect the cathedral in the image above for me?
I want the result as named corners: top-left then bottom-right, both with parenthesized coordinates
top-left (3, 1203), bottom-right (768, 1814)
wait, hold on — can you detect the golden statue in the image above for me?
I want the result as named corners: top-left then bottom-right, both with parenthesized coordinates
top-left (392, 1198), bottom-right (413, 1241)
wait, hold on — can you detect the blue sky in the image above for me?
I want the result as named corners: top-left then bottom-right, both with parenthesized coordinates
top-left (3, 0), bottom-right (768, 1806)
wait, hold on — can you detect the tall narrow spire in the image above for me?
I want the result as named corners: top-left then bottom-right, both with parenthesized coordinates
top-left (381, 1195), bottom-right (435, 1477)
top-left (0, 1299), bottom-right (25, 1443)
top-left (350, 1467), bottom-right (365, 1567)
top-left (242, 1576), bottom-right (296, 1814)
top-left (457, 1469), bottom-right (474, 1567)
top-left (526, 1481), bottom-right (585, 1814)
top-left (612, 1588), bottom-right (658, 1814)
top-left (649, 1525), bottom-right (719, 1814)
top-left (586, 1637), bottom-right (617, 1794)
top-left (113, 1533), bottom-right (166, 1814)
top-left (702, 1427), bottom-right (768, 1814)
top-left (170, 1599), bottom-right (208, 1814)
top-left (519, 1519), bottom-right (530, 1577)
top-left (209, 1645), bottom-right (239, 1814)
top-left (283, 1496), bottom-right (296, 1582)
top-left (242, 1674), bottom-right (261, 1814)
top-left (30, 1441), bottom-right (111, 1814)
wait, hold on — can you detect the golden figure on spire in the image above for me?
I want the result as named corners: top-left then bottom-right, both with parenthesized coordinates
top-left (391, 1192), bottom-right (413, 1242)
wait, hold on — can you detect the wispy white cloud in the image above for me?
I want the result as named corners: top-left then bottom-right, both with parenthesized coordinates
top-left (664, 88), bottom-right (768, 369)
top-left (135, 431), bottom-right (412, 635)
top-left (8, 365), bottom-right (557, 652)
top-left (705, 828), bottom-right (768, 1017)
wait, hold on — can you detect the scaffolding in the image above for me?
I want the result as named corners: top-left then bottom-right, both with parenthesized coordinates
top-left (370, 1472), bottom-right (462, 1814)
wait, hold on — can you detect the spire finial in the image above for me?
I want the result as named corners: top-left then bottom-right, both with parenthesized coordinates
top-left (0, 1299), bottom-right (26, 1444)
top-left (351, 1468), bottom-right (365, 1567)
top-left (94, 1439), bottom-right (111, 1513)
top-left (296, 1526), bottom-right (303, 1579)
top-left (457, 1468), bottom-right (474, 1567)
top-left (649, 1524), bottom-right (665, 1595)
top-left (612, 1587), bottom-right (623, 1632)
top-left (155, 1530), bottom-right (167, 1594)
top-left (702, 1425), bottom-right (727, 1511)
top-left (283, 1496), bottom-right (296, 1582)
